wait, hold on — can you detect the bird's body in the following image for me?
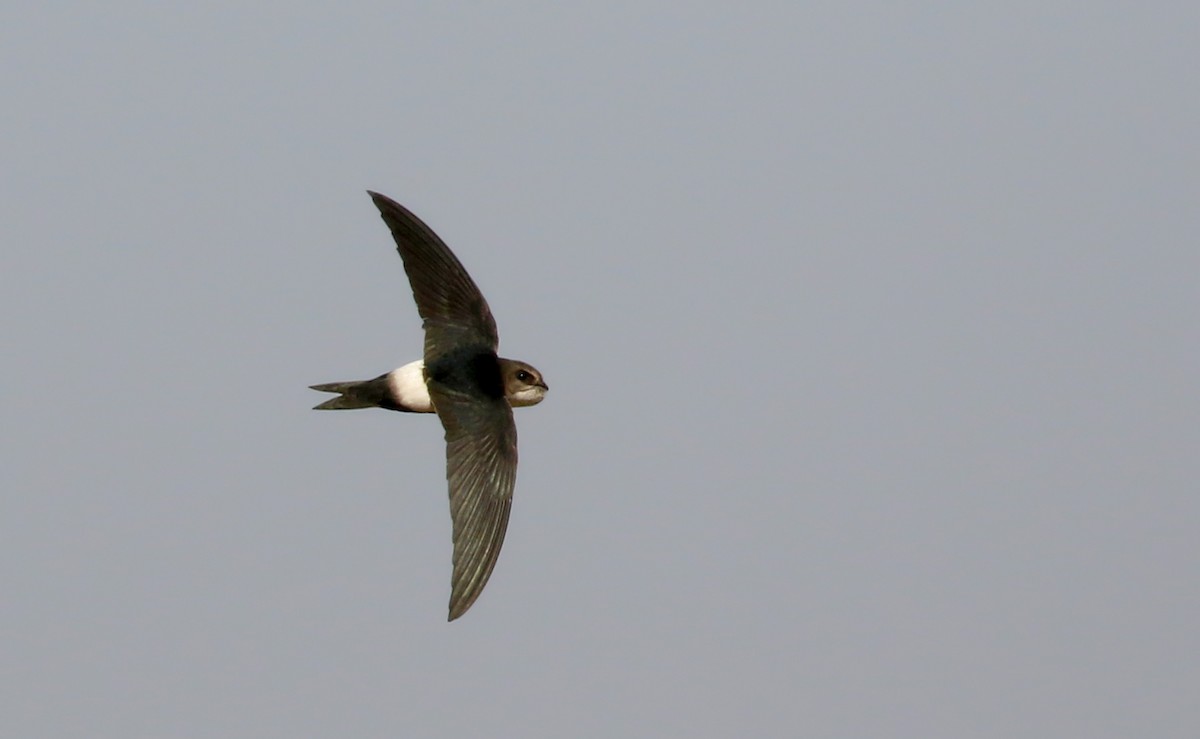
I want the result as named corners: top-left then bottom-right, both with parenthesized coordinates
top-left (312, 357), bottom-right (547, 414)
top-left (310, 192), bottom-right (547, 620)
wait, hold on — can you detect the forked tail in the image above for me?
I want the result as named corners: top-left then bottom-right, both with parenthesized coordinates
top-left (309, 375), bottom-right (392, 410)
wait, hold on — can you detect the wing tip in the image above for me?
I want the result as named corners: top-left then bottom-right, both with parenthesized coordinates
top-left (447, 596), bottom-right (474, 622)
top-left (366, 189), bottom-right (398, 209)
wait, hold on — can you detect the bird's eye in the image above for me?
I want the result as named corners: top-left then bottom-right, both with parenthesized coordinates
top-left (516, 370), bottom-right (531, 382)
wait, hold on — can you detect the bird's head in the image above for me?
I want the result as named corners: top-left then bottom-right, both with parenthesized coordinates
top-left (500, 359), bottom-right (548, 407)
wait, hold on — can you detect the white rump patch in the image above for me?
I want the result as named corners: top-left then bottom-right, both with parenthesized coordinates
top-left (387, 360), bottom-right (434, 413)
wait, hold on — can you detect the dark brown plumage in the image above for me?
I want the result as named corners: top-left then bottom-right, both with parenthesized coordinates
top-left (367, 191), bottom-right (538, 620)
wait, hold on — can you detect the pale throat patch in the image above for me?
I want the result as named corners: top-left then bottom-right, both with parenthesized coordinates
top-left (387, 359), bottom-right (434, 413)
top-left (509, 386), bottom-right (546, 407)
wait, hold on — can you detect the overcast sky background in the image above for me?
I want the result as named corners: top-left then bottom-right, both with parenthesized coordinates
top-left (3, 3), bottom-right (1198, 737)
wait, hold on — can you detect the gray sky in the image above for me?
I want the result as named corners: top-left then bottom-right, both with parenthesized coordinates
top-left (3, 3), bottom-right (1198, 737)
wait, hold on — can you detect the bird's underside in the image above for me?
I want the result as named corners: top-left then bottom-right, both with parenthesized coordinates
top-left (310, 191), bottom-right (546, 621)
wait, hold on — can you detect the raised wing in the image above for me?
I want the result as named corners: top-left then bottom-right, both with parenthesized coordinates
top-left (368, 191), bottom-right (500, 357)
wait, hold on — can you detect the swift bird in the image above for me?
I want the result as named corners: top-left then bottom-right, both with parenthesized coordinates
top-left (311, 191), bottom-right (548, 620)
